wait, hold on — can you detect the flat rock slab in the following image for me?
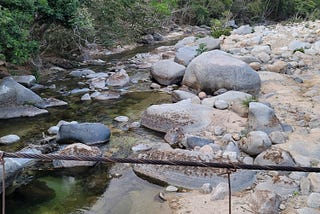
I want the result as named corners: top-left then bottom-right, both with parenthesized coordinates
top-left (0, 105), bottom-right (48, 119)
top-left (133, 149), bottom-right (256, 191)
top-left (35, 97), bottom-right (68, 108)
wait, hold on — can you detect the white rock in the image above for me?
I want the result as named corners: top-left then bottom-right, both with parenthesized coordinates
top-left (166, 185), bottom-right (178, 192)
top-left (0, 134), bottom-right (20, 144)
top-left (114, 116), bottom-right (129, 122)
top-left (131, 144), bottom-right (152, 152)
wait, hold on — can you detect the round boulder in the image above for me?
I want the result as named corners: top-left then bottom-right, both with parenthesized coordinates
top-left (182, 50), bottom-right (261, 95)
top-left (240, 131), bottom-right (272, 156)
top-left (151, 60), bottom-right (186, 85)
top-left (56, 122), bottom-right (111, 145)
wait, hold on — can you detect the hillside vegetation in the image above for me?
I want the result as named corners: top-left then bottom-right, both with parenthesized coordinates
top-left (1, 0), bottom-right (320, 64)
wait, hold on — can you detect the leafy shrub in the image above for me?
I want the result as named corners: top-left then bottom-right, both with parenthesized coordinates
top-left (196, 43), bottom-right (208, 55)
top-left (211, 19), bottom-right (232, 38)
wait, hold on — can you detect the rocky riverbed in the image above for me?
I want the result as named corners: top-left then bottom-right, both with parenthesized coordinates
top-left (1, 20), bottom-right (320, 214)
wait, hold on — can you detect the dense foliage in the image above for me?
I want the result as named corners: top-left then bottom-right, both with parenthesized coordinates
top-left (1, 0), bottom-right (320, 64)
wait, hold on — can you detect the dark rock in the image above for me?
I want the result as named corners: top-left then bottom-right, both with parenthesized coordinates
top-left (56, 122), bottom-right (111, 145)
top-left (186, 136), bottom-right (214, 149)
top-left (13, 180), bottom-right (56, 204)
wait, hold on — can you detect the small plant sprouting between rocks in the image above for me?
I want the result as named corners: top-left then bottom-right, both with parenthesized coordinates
top-left (292, 191), bottom-right (299, 196)
top-left (242, 97), bottom-right (258, 108)
top-left (196, 43), bottom-right (208, 56)
top-left (293, 48), bottom-right (305, 54)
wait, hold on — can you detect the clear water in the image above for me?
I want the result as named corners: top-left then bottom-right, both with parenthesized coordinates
top-left (0, 44), bottom-right (174, 213)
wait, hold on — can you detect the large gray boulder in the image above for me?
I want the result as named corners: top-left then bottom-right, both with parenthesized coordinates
top-left (151, 60), bottom-right (186, 85)
top-left (174, 46), bottom-right (198, 66)
top-left (248, 102), bottom-right (284, 134)
top-left (53, 143), bottom-right (102, 168)
top-left (140, 99), bottom-right (215, 133)
top-left (56, 122), bottom-right (111, 145)
top-left (0, 77), bottom-right (66, 119)
top-left (0, 77), bottom-right (43, 106)
top-left (182, 50), bottom-right (261, 95)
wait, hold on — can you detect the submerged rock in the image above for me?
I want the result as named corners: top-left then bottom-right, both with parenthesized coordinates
top-left (56, 122), bottom-right (111, 145)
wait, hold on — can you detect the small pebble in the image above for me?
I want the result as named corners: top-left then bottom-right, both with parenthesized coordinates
top-left (114, 116), bottom-right (129, 122)
top-left (166, 185), bottom-right (178, 192)
top-left (198, 91), bottom-right (207, 99)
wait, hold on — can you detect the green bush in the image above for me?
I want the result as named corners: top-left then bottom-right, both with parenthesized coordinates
top-left (211, 18), bottom-right (231, 38)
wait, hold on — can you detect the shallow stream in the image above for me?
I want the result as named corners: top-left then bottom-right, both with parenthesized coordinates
top-left (0, 44), bottom-right (175, 214)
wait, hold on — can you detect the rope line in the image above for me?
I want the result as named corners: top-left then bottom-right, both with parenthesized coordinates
top-left (1, 151), bottom-right (320, 214)
top-left (1, 151), bottom-right (320, 173)
top-left (0, 152), bottom-right (5, 214)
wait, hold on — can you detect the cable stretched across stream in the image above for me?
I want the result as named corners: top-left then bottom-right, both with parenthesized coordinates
top-left (1, 151), bottom-right (320, 214)
top-left (1, 151), bottom-right (320, 173)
